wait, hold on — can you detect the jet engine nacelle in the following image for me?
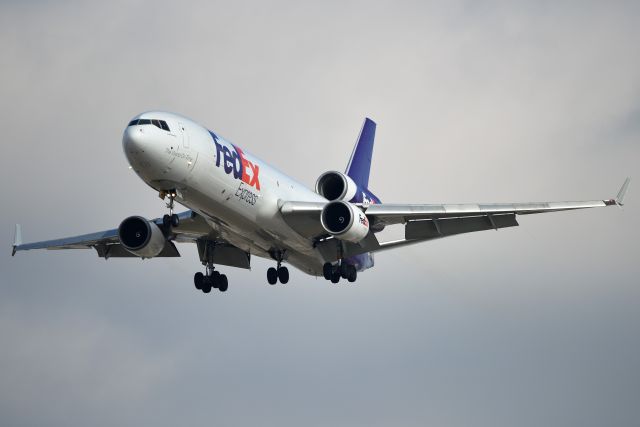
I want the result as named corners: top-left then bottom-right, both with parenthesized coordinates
top-left (118, 216), bottom-right (166, 258)
top-left (320, 200), bottom-right (370, 243)
top-left (315, 171), bottom-right (358, 201)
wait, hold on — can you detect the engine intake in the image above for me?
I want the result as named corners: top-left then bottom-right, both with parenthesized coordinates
top-left (320, 201), bottom-right (370, 243)
top-left (316, 171), bottom-right (358, 201)
top-left (118, 216), bottom-right (166, 258)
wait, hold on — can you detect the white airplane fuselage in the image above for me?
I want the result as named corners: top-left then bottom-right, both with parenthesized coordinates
top-left (123, 111), bottom-right (328, 275)
top-left (13, 110), bottom-right (628, 290)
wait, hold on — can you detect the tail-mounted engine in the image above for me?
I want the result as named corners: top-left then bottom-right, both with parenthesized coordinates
top-left (320, 200), bottom-right (370, 243)
top-left (118, 216), bottom-right (167, 258)
top-left (315, 171), bottom-right (358, 201)
top-left (315, 170), bottom-right (382, 207)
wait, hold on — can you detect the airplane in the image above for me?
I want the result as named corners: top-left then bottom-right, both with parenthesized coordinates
top-left (12, 112), bottom-right (631, 293)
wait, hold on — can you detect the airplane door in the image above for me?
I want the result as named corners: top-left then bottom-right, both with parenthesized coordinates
top-left (177, 122), bottom-right (197, 172)
top-left (179, 122), bottom-right (190, 148)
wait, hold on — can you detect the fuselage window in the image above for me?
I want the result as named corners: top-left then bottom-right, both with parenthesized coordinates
top-left (128, 118), bottom-right (171, 132)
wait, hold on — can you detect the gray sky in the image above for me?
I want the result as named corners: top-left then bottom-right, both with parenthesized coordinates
top-left (1, 1), bottom-right (639, 426)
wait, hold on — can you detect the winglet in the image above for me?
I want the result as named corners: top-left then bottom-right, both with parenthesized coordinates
top-left (616, 177), bottom-right (631, 206)
top-left (12, 224), bottom-right (22, 256)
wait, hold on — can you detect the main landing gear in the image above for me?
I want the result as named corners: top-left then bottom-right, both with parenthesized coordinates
top-left (323, 262), bottom-right (357, 283)
top-left (194, 266), bottom-right (228, 293)
top-left (267, 252), bottom-right (289, 285)
top-left (194, 241), bottom-right (230, 294)
top-left (160, 189), bottom-right (179, 228)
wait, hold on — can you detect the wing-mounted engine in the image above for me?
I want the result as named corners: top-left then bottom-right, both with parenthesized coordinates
top-left (118, 216), bottom-right (167, 258)
top-left (320, 200), bottom-right (370, 243)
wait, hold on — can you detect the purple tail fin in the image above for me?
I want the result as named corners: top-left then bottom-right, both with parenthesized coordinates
top-left (345, 118), bottom-right (376, 189)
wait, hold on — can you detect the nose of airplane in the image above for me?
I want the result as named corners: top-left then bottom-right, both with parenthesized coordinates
top-left (122, 125), bottom-right (147, 152)
top-left (122, 124), bottom-right (163, 172)
top-left (122, 122), bottom-right (176, 184)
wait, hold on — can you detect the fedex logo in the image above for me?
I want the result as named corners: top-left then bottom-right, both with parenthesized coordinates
top-left (213, 140), bottom-right (261, 190)
top-left (359, 213), bottom-right (369, 227)
top-left (362, 193), bottom-right (376, 207)
top-left (353, 189), bottom-right (381, 205)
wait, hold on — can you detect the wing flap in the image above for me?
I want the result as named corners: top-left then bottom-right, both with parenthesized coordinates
top-left (195, 241), bottom-right (251, 269)
top-left (93, 241), bottom-right (181, 258)
top-left (405, 214), bottom-right (519, 240)
top-left (319, 215), bottom-right (519, 260)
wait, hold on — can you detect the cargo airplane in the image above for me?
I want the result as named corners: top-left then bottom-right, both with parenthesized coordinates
top-left (12, 112), bottom-right (631, 293)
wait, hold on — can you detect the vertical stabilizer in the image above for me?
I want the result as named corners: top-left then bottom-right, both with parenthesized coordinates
top-left (345, 118), bottom-right (376, 189)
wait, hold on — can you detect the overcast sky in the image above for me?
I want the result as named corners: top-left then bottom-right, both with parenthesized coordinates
top-left (1, 1), bottom-right (639, 426)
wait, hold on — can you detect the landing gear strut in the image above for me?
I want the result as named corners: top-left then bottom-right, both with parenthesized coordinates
top-left (194, 240), bottom-right (229, 294)
top-left (267, 251), bottom-right (289, 285)
top-left (160, 189), bottom-right (179, 228)
top-left (322, 240), bottom-right (357, 284)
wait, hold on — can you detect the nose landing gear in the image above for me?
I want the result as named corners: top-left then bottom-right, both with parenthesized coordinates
top-left (160, 189), bottom-right (179, 228)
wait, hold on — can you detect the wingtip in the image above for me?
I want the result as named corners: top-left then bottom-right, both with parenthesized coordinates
top-left (12, 224), bottom-right (22, 256)
top-left (616, 177), bottom-right (631, 206)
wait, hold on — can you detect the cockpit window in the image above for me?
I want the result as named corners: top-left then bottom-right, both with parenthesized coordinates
top-left (128, 118), bottom-right (171, 132)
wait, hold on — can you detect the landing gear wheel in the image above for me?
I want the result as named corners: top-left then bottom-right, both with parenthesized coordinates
top-left (277, 267), bottom-right (289, 284)
top-left (212, 270), bottom-right (221, 288)
top-left (267, 267), bottom-right (278, 285)
top-left (218, 275), bottom-right (228, 292)
top-left (202, 276), bottom-right (213, 293)
top-left (161, 190), bottom-right (179, 228)
top-left (323, 263), bottom-right (333, 280)
top-left (340, 263), bottom-right (351, 279)
top-left (331, 271), bottom-right (341, 284)
top-left (194, 272), bottom-right (204, 290)
top-left (347, 265), bottom-right (357, 283)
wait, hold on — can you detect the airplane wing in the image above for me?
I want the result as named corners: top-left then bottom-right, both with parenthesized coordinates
top-left (12, 210), bottom-right (228, 260)
top-left (280, 178), bottom-right (631, 258)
